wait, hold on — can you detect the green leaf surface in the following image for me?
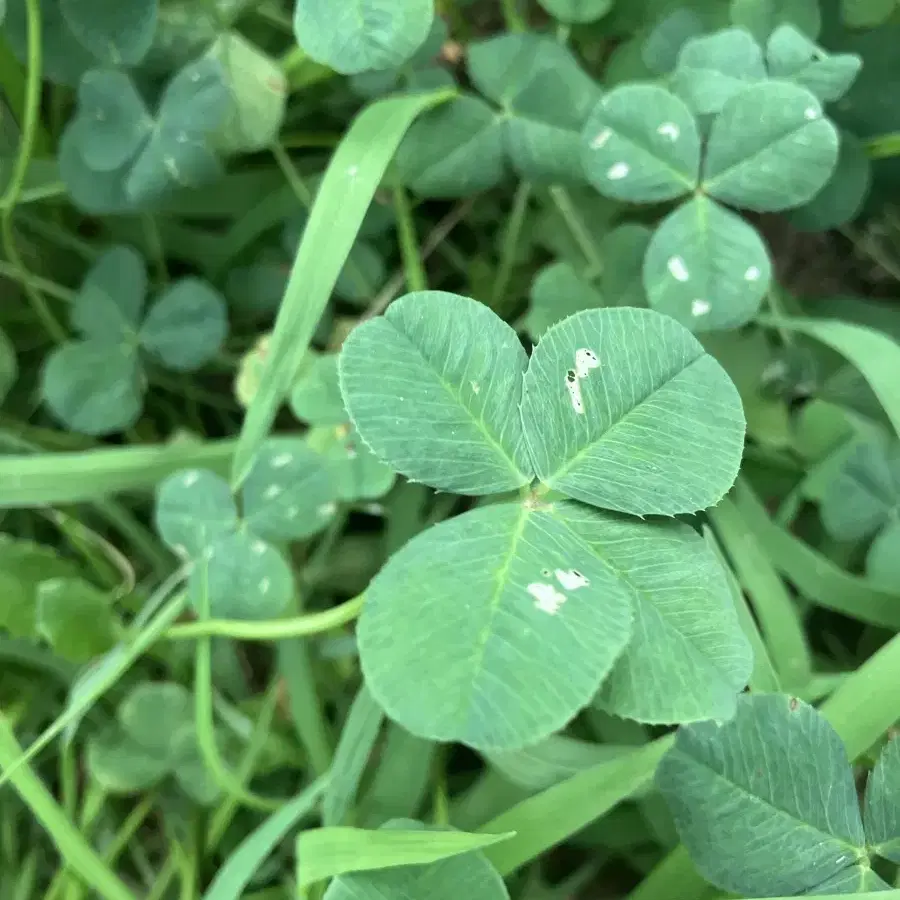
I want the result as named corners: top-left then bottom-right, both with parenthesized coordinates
top-left (790, 130), bottom-right (872, 231)
top-left (207, 32), bottom-right (287, 154)
top-left (642, 9), bottom-right (705, 75)
top-left (41, 341), bottom-right (143, 436)
top-left (526, 262), bottom-right (604, 339)
top-left (299, 823), bottom-right (513, 888)
top-left (866, 518), bottom-right (900, 590)
top-left (35, 578), bottom-right (116, 662)
top-left (558, 503), bottom-right (751, 723)
top-left (842, 0), bottom-right (897, 28)
top-left (520, 307), bottom-right (745, 515)
top-left (119, 681), bottom-right (193, 754)
top-left (308, 425), bottom-right (396, 502)
top-left (318, 826), bottom-right (510, 900)
top-left (293, 0), bottom-right (434, 75)
top-left (290, 353), bottom-right (347, 425)
top-left (69, 71), bottom-right (152, 172)
top-left (155, 468), bottom-right (239, 557)
top-left (643, 196), bottom-right (771, 331)
top-left (468, 34), bottom-right (601, 183)
top-left (657, 694), bottom-right (866, 898)
top-left (672, 28), bottom-right (767, 116)
top-left (0, 538), bottom-right (82, 639)
top-left (139, 278), bottom-right (228, 371)
top-left (581, 85), bottom-right (701, 203)
top-left (864, 737), bottom-right (900, 863)
top-left (59, 0), bottom-right (157, 65)
top-left (358, 501), bottom-right (634, 751)
top-left (394, 95), bottom-right (507, 198)
top-left (190, 530), bottom-right (293, 620)
top-left (70, 245), bottom-right (146, 342)
top-left (730, 0), bottom-right (821, 40)
top-left (600, 224), bottom-right (651, 308)
top-left (340, 291), bottom-right (534, 495)
top-left (819, 439), bottom-right (900, 541)
top-left (702, 81), bottom-right (840, 212)
top-left (536, 0), bottom-right (612, 23)
top-left (241, 439), bottom-right (338, 541)
top-left (86, 728), bottom-right (170, 793)
top-left (766, 25), bottom-right (862, 102)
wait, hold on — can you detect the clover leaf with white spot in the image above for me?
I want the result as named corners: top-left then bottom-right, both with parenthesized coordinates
top-left (40, 246), bottom-right (228, 435)
top-left (59, 58), bottom-right (230, 214)
top-left (155, 440), bottom-right (340, 619)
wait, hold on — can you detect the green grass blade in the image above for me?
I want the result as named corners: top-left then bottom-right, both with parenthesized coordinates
top-left (710, 498), bottom-right (811, 690)
top-left (732, 478), bottom-right (900, 628)
top-left (481, 736), bottom-right (673, 875)
top-left (323, 684), bottom-right (384, 827)
top-left (296, 826), bottom-right (514, 889)
top-left (202, 776), bottom-right (330, 900)
top-left (0, 718), bottom-right (138, 900)
top-left (759, 314), bottom-right (900, 436)
top-left (702, 524), bottom-right (781, 695)
top-left (0, 440), bottom-right (236, 507)
top-left (230, 88), bottom-right (455, 487)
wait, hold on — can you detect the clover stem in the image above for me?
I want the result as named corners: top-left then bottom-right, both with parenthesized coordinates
top-left (547, 185), bottom-right (603, 277)
top-left (491, 180), bottom-right (532, 312)
top-left (164, 593), bottom-right (365, 641)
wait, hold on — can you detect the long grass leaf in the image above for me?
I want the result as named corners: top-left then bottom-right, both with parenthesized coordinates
top-left (230, 88), bottom-right (455, 487)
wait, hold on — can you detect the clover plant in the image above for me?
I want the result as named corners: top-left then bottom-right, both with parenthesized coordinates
top-left (40, 245), bottom-right (227, 434)
top-left (7, 1), bottom-right (900, 898)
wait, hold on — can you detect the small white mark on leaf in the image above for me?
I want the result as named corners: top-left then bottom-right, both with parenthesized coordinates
top-left (176, 132), bottom-right (188, 144)
top-left (555, 568), bottom-right (590, 590)
top-left (528, 582), bottom-right (567, 615)
top-left (667, 255), bottom-right (690, 282)
top-left (657, 122), bottom-right (680, 140)
top-left (471, 380), bottom-right (480, 395)
top-left (259, 577), bottom-right (271, 594)
top-left (575, 348), bottom-right (600, 379)
top-left (271, 452), bottom-right (293, 468)
top-left (203, 546), bottom-right (215, 561)
top-left (744, 265), bottom-right (761, 282)
top-left (173, 544), bottom-right (189, 559)
top-left (691, 299), bottom-right (711, 317)
top-left (591, 127), bottom-right (612, 149)
top-left (804, 106), bottom-right (819, 120)
top-left (318, 501), bottom-right (337, 518)
top-left (95, 110), bottom-right (106, 121)
top-left (264, 484), bottom-right (283, 500)
top-left (345, 443), bottom-right (358, 460)
top-left (348, 165), bottom-right (359, 177)
top-left (607, 162), bottom-right (630, 180)
top-left (565, 371), bottom-right (584, 415)
top-left (190, 72), bottom-right (200, 82)
top-left (182, 471), bottom-right (200, 488)
top-left (287, 505), bottom-right (299, 519)
top-left (252, 540), bottom-right (267, 556)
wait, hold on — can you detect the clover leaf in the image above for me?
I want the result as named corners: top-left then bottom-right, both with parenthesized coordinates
top-left (155, 441), bottom-right (339, 619)
top-left (341, 292), bottom-right (748, 749)
top-left (0, 326), bottom-right (16, 406)
top-left (819, 437), bottom-right (900, 588)
top-left (86, 681), bottom-right (223, 804)
top-left (40, 246), bottom-right (227, 435)
top-left (59, 0), bottom-right (157, 66)
top-left (657, 693), bottom-right (898, 897)
top-left (60, 59), bottom-right (230, 214)
top-left (293, 0), bottom-right (434, 75)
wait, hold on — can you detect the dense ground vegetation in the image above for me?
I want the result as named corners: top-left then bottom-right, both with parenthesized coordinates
top-left (4, 0), bottom-right (900, 898)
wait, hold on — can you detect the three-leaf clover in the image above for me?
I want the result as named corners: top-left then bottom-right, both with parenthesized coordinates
top-left (59, 58), bottom-right (230, 214)
top-left (86, 681), bottom-right (225, 804)
top-left (41, 245), bottom-right (227, 435)
top-left (581, 26), bottom-right (848, 332)
top-left (338, 291), bottom-right (751, 751)
top-left (657, 693), bottom-right (899, 895)
top-left (819, 437), bottom-right (900, 588)
top-left (155, 441), bottom-right (339, 619)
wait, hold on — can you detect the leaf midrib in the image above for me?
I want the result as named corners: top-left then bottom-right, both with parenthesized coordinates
top-left (539, 349), bottom-right (707, 488)
top-left (686, 751), bottom-right (864, 865)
